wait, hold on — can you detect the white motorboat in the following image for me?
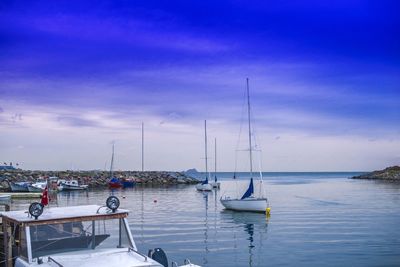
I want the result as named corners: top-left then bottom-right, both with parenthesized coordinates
top-left (0, 196), bottom-right (200, 267)
top-left (195, 120), bottom-right (213, 192)
top-left (58, 180), bottom-right (89, 191)
top-left (220, 78), bottom-right (269, 213)
top-left (28, 181), bottom-right (47, 192)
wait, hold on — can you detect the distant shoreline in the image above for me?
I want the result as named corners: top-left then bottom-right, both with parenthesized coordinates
top-left (351, 166), bottom-right (400, 181)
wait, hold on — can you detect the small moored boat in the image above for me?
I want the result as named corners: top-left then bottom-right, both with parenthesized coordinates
top-left (107, 143), bottom-right (135, 189)
top-left (220, 79), bottom-right (269, 213)
top-left (121, 178), bottom-right (135, 188)
top-left (58, 180), bottom-right (89, 191)
top-left (108, 177), bottom-right (122, 188)
top-left (195, 120), bottom-right (213, 192)
top-left (9, 181), bottom-right (30, 192)
top-left (28, 181), bottom-right (47, 192)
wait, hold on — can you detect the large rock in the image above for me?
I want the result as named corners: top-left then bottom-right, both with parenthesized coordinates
top-left (0, 169), bottom-right (200, 191)
top-left (352, 166), bottom-right (400, 181)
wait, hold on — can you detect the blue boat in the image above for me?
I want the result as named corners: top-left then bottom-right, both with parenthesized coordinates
top-left (107, 143), bottom-right (136, 189)
top-left (109, 177), bottom-right (135, 188)
top-left (121, 178), bottom-right (135, 188)
top-left (10, 182), bottom-right (30, 192)
top-left (108, 177), bottom-right (122, 188)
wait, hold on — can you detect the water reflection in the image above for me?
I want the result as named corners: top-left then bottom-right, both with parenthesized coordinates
top-left (57, 190), bottom-right (89, 206)
top-left (221, 211), bottom-right (269, 267)
top-left (5, 176), bottom-right (400, 267)
top-left (202, 191), bottom-right (211, 265)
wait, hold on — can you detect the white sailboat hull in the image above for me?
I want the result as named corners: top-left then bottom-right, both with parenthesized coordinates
top-left (195, 183), bottom-right (213, 191)
top-left (220, 197), bottom-right (268, 212)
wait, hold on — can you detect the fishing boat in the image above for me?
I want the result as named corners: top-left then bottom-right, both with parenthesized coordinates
top-left (220, 78), bottom-right (269, 213)
top-left (58, 180), bottom-right (89, 191)
top-left (9, 181), bottom-right (30, 192)
top-left (210, 138), bottom-right (221, 189)
top-left (0, 196), bottom-right (200, 267)
top-left (195, 120), bottom-right (213, 191)
top-left (28, 181), bottom-right (47, 192)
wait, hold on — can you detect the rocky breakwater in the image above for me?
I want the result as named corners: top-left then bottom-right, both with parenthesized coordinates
top-left (352, 166), bottom-right (400, 181)
top-left (0, 169), bottom-right (200, 190)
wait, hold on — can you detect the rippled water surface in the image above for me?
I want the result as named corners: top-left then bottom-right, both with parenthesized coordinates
top-left (9, 173), bottom-right (400, 266)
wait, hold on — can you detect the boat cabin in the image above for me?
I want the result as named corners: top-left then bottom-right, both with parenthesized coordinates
top-left (0, 197), bottom-right (163, 267)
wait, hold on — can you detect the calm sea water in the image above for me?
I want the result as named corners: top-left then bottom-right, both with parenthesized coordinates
top-left (9, 172), bottom-right (400, 266)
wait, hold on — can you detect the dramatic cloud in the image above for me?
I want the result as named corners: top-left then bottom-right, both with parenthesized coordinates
top-left (0, 0), bottom-right (399, 170)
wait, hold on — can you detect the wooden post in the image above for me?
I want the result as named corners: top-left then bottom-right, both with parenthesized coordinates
top-left (3, 220), bottom-right (12, 267)
top-left (91, 220), bottom-right (95, 249)
top-left (2, 220), bottom-right (7, 267)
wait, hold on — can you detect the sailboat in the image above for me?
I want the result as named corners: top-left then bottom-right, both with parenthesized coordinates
top-left (220, 78), bottom-right (269, 212)
top-left (108, 143), bottom-right (135, 188)
top-left (195, 120), bottom-right (213, 191)
top-left (108, 143), bottom-right (121, 188)
top-left (210, 138), bottom-right (221, 189)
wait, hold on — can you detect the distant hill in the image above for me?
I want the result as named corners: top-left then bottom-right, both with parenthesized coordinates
top-left (184, 168), bottom-right (201, 178)
top-left (352, 166), bottom-right (400, 181)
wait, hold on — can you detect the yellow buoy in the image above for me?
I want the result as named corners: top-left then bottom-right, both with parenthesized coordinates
top-left (266, 207), bottom-right (271, 216)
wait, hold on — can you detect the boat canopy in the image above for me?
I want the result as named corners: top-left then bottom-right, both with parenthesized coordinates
top-left (0, 205), bottom-right (129, 225)
top-left (240, 178), bottom-right (254, 200)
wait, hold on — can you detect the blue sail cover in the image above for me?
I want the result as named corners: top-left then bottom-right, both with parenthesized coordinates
top-left (110, 177), bottom-right (119, 183)
top-left (201, 177), bottom-right (209, 185)
top-left (214, 175), bottom-right (217, 182)
top-left (241, 178), bottom-right (254, 200)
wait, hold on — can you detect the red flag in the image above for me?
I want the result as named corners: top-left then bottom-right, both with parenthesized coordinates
top-left (41, 185), bottom-right (49, 206)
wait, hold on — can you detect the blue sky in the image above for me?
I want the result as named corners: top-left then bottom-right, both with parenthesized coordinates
top-left (0, 0), bottom-right (399, 171)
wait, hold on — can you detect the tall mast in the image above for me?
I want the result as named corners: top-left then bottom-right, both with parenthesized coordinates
top-left (204, 120), bottom-right (208, 179)
top-left (141, 122), bottom-right (144, 171)
top-left (246, 78), bottom-right (253, 179)
top-left (110, 142), bottom-right (115, 178)
top-left (214, 138), bottom-right (217, 182)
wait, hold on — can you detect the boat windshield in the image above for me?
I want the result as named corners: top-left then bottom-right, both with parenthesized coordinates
top-left (28, 218), bottom-right (132, 258)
